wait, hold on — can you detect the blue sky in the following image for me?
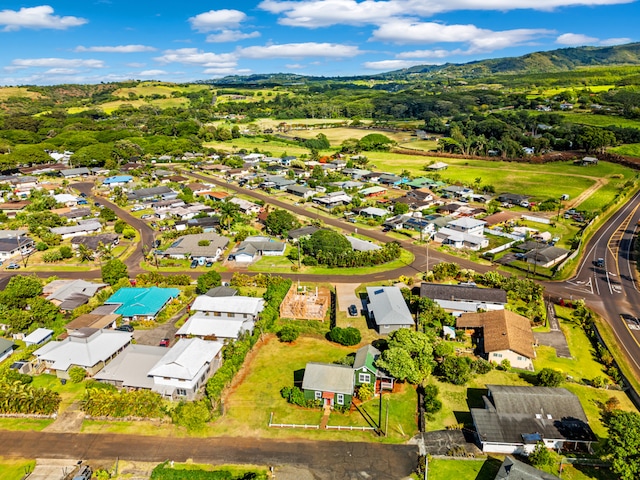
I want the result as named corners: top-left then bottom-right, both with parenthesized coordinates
top-left (0, 1), bottom-right (637, 85)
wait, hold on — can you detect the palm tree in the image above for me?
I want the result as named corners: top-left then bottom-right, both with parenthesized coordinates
top-left (218, 199), bottom-right (240, 232)
top-left (96, 242), bottom-right (114, 261)
top-left (77, 244), bottom-right (94, 262)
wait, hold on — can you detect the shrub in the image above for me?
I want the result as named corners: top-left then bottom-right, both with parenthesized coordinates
top-left (280, 386), bottom-right (308, 407)
top-left (122, 228), bottom-right (136, 239)
top-left (59, 246), bottom-right (73, 259)
top-left (302, 255), bottom-right (318, 266)
top-left (68, 366), bottom-right (87, 383)
top-left (277, 324), bottom-right (299, 343)
top-left (35, 242), bottom-right (49, 251)
top-left (171, 400), bottom-right (211, 432)
top-left (529, 442), bottom-right (553, 467)
top-left (437, 356), bottom-right (472, 385)
top-left (537, 367), bottom-right (564, 387)
top-left (328, 326), bottom-right (361, 346)
top-left (42, 250), bottom-right (63, 262)
top-left (114, 220), bottom-right (127, 234)
top-left (357, 383), bottom-right (374, 401)
top-left (471, 358), bottom-right (493, 375)
top-left (499, 359), bottom-right (511, 371)
top-left (423, 384), bottom-right (442, 418)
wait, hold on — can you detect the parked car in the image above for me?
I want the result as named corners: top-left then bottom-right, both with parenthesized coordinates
top-left (205, 261), bottom-right (213, 267)
top-left (141, 214), bottom-right (152, 219)
top-left (154, 239), bottom-right (161, 248)
top-left (348, 304), bottom-right (358, 316)
top-left (159, 338), bottom-right (170, 347)
top-left (79, 193), bottom-right (87, 198)
top-left (6, 263), bottom-right (20, 269)
top-left (190, 259), bottom-right (198, 269)
top-left (72, 466), bottom-right (92, 480)
top-left (94, 202), bottom-right (101, 207)
top-left (115, 325), bottom-right (134, 332)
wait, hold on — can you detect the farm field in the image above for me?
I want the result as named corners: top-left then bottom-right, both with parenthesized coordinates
top-left (610, 142), bottom-right (640, 158)
top-left (0, 86), bottom-right (41, 100)
top-left (557, 111), bottom-right (640, 129)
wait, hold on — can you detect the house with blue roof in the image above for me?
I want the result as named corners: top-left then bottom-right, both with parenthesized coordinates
top-left (105, 287), bottom-right (180, 321)
top-left (102, 175), bottom-right (133, 188)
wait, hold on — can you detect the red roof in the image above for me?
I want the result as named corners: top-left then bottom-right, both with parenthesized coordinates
top-left (322, 392), bottom-right (335, 399)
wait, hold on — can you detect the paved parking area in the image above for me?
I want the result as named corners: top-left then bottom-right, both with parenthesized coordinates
top-left (132, 307), bottom-right (186, 348)
top-left (334, 283), bottom-right (362, 313)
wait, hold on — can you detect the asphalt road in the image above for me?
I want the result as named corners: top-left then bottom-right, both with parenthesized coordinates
top-left (545, 187), bottom-right (640, 378)
top-left (72, 182), bottom-right (156, 276)
top-left (1, 431), bottom-right (417, 479)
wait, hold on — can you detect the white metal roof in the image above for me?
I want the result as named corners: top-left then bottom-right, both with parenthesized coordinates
top-left (148, 338), bottom-right (223, 380)
top-left (190, 295), bottom-right (265, 316)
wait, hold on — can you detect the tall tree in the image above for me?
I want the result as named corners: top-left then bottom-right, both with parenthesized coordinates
top-left (604, 410), bottom-right (640, 479)
top-left (101, 258), bottom-right (128, 285)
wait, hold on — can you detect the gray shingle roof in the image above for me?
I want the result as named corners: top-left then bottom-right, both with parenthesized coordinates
top-left (471, 385), bottom-right (595, 446)
top-left (420, 283), bottom-right (507, 304)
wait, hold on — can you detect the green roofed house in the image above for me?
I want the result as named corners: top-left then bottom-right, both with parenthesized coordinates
top-left (105, 287), bottom-right (180, 321)
top-left (301, 344), bottom-right (394, 409)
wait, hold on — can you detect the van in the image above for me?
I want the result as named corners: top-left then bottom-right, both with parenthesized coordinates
top-left (73, 466), bottom-right (92, 480)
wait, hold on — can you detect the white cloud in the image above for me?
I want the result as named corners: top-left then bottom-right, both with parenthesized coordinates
top-left (238, 42), bottom-right (361, 58)
top-left (372, 21), bottom-right (553, 52)
top-left (206, 30), bottom-right (260, 43)
top-left (396, 48), bottom-right (464, 59)
top-left (154, 48), bottom-right (238, 68)
top-left (285, 63), bottom-right (305, 69)
top-left (600, 37), bottom-right (632, 46)
top-left (189, 9), bottom-right (247, 32)
top-left (556, 33), bottom-right (598, 45)
top-left (126, 62), bottom-right (146, 68)
top-left (137, 69), bottom-right (168, 76)
top-left (203, 67), bottom-right (252, 75)
top-left (43, 68), bottom-right (78, 75)
top-left (363, 59), bottom-right (427, 70)
top-left (0, 5), bottom-right (87, 31)
top-left (10, 58), bottom-right (105, 69)
top-left (259, 0), bottom-right (633, 28)
top-left (75, 45), bottom-right (156, 53)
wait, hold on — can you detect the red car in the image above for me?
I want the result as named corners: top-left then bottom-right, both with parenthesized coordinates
top-left (159, 338), bottom-right (170, 347)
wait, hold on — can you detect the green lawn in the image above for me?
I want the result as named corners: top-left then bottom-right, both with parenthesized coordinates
top-left (0, 458), bottom-right (35, 480)
top-left (31, 374), bottom-right (88, 410)
top-left (0, 418), bottom-right (53, 431)
top-left (249, 247), bottom-right (415, 276)
top-left (559, 111), bottom-right (640, 129)
top-left (210, 335), bottom-right (418, 442)
top-left (428, 458), bottom-right (496, 480)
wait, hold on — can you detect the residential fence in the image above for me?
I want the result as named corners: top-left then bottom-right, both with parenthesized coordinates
top-left (268, 412), bottom-right (320, 429)
top-left (521, 214), bottom-right (552, 224)
top-left (484, 228), bottom-right (523, 241)
top-left (483, 238), bottom-right (520, 255)
top-left (325, 425), bottom-right (376, 431)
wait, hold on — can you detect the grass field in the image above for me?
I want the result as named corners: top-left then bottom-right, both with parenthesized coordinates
top-left (0, 458), bottom-right (36, 480)
top-left (291, 127), bottom-right (415, 144)
top-left (0, 86), bottom-right (41, 100)
top-left (558, 111), bottom-right (640, 129)
top-left (610, 143), bottom-right (640, 158)
top-left (211, 335), bottom-right (419, 442)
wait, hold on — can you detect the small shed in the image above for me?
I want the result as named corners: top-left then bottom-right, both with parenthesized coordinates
top-left (23, 328), bottom-right (54, 347)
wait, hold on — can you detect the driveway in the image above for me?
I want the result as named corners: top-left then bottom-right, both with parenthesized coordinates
top-left (133, 306), bottom-right (186, 348)
top-left (335, 283), bottom-right (362, 313)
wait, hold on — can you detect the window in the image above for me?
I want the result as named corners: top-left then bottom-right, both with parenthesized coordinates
top-left (517, 356), bottom-right (523, 361)
top-left (336, 394), bottom-right (344, 405)
top-left (492, 353), bottom-right (502, 358)
top-left (176, 389), bottom-right (187, 396)
top-left (314, 391), bottom-right (322, 400)
top-left (214, 312), bottom-right (221, 317)
top-left (358, 373), bottom-right (371, 384)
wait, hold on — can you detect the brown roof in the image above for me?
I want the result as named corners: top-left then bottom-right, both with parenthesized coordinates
top-left (167, 175), bottom-right (188, 182)
top-left (187, 183), bottom-right (207, 191)
top-left (482, 211), bottom-right (519, 227)
top-left (0, 201), bottom-right (30, 210)
top-left (456, 310), bottom-right (535, 359)
top-left (65, 314), bottom-right (120, 331)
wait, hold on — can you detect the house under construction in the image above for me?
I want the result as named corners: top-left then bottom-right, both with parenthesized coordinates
top-left (280, 283), bottom-right (331, 321)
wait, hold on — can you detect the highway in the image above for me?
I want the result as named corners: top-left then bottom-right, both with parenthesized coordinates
top-left (546, 187), bottom-right (640, 379)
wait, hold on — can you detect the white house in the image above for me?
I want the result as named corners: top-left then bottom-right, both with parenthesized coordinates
top-left (23, 328), bottom-right (54, 347)
top-left (176, 312), bottom-right (254, 341)
top-left (446, 217), bottom-right (486, 237)
top-left (190, 295), bottom-right (265, 322)
top-left (148, 338), bottom-right (223, 400)
top-left (366, 286), bottom-right (414, 335)
top-left (33, 328), bottom-right (132, 379)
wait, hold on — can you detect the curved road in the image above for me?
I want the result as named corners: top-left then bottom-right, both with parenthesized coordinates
top-left (545, 187), bottom-right (640, 379)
